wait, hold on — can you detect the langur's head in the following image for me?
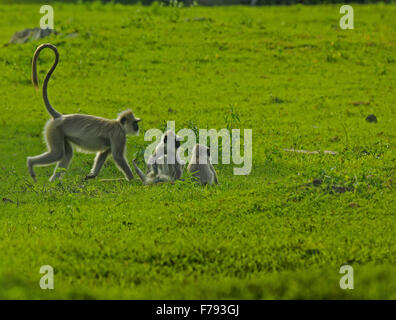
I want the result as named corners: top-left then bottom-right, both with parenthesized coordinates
top-left (192, 144), bottom-right (210, 164)
top-left (162, 130), bottom-right (182, 154)
top-left (118, 110), bottom-right (141, 136)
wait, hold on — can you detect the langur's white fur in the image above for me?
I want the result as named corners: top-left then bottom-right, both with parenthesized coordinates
top-left (187, 144), bottom-right (218, 185)
top-left (147, 130), bottom-right (183, 171)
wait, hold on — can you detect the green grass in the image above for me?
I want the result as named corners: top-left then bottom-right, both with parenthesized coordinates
top-left (0, 2), bottom-right (395, 299)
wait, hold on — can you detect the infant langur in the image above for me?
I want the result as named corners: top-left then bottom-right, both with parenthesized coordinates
top-left (187, 144), bottom-right (218, 185)
top-left (133, 130), bottom-right (184, 185)
top-left (27, 43), bottom-right (141, 182)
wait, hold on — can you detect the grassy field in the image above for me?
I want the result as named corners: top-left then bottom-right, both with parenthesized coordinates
top-left (0, 2), bottom-right (395, 299)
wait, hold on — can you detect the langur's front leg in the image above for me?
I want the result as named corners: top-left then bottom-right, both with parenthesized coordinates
top-left (85, 149), bottom-right (111, 180)
top-left (111, 137), bottom-right (134, 181)
top-left (113, 153), bottom-right (134, 181)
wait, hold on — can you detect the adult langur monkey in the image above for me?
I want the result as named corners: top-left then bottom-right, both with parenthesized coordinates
top-left (27, 43), bottom-right (141, 182)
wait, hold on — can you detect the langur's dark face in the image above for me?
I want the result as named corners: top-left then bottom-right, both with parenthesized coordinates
top-left (121, 112), bottom-right (141, 136)
top-left (127, 117), bottom-right (141, 136)
top-left (163, 133), bottom-right (181, 154)
top-left (132, 119), bottom-right (140, 132)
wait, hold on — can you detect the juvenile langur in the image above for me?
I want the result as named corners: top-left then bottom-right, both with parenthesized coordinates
top-left (134, 131), bottom-right (185, 185)
top-left (147, 130), bottom-right (183, 172)
top-left (187, 144), bottom-right (218, 185)
top-left (132, 155), bottom-right (185, 185)
top-left (27, 43), bottom-right (141, 182)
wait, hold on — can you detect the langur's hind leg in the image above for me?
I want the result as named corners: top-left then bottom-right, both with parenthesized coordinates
top-left (27, 124), bottom-right (65, 182)
top-left (50, 140), bottom-right (73, 182)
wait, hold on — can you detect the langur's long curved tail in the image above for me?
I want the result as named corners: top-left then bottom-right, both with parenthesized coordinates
top-left (32, 43), bottom-right (62, 119)
top-left (132, 160), bottom-right (147, 184)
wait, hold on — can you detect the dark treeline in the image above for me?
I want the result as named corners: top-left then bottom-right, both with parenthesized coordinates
top-left (1, 0), bottom-right (394, 5)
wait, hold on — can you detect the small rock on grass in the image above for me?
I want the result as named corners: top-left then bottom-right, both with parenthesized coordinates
top-left (9, 28), bottom-right (57, 44)
top-left (366, 114), bottom-right (378, 123)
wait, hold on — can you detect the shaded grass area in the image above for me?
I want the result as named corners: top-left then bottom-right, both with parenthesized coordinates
top-left (0, 3), bottom-right (395, 299)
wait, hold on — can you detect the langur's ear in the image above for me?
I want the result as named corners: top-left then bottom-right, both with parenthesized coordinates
top-left (120, 116), bottom-right (127, 125)
top-left (207, 148), bottom-right (211, 157)
top-left (164, 135), bottom-right (168, 143)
